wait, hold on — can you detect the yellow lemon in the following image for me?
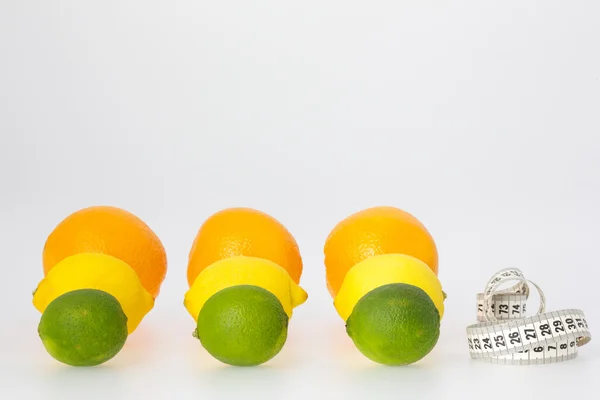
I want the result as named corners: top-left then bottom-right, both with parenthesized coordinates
top-left (32, 253), bottom-right (154, 334)
top-left (334, 253), bottom-right (445, 321)
top-left (184, 256), bottom-right (307, 321)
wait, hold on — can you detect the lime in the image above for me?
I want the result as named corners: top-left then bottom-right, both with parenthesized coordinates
top-left (38, 289), bottom-right (128, 366)
top-left (194, 285), bottom-right (289, 366)
top-left (346, 283), bottom-right (440, 366)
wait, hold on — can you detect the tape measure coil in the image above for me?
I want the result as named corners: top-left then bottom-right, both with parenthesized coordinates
top-left (467, 268), bottom-right (591, 365)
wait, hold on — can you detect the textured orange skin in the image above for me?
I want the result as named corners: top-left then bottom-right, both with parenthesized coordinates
top-left (187, 208), bottom-right (303, 287)
top-left (324, 206), bottom-right (438, 298)
top-left (43, 206), bottom-right (167, 298)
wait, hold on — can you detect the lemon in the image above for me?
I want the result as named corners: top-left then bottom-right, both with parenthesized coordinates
top-left (38, 289), bottom-right (128, 366)
top-left (184, 256), bottom-right (307, 321)
top-left (195, 285), bottom-right (289, 366)
top-left (33, 253), bottom-right (154, 334)
top-left (334, 253), bottom-right (445, 321)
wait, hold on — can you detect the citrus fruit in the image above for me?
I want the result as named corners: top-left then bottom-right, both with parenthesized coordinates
top-left (334, 253), bottom-right (444, 321)
top-left (43, 205), bottom-right (167, 298)
top-left (187, 207), bottom-right (302, 287)
top-left (194, 285), bottom-right (289, 366)
top-left (33, 253), bottom-right (154, 334)
top-left (38, 289), bottom-right (128, 367)
top-left (346, 283), bottom-right (441, 366)
top-left (324, 206), bottom-right (438, 297)
top-left (184, 256), bottom-right (307, 321)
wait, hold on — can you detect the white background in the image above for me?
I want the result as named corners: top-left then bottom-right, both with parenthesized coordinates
top-left (1, 1), bottom-right (598, 399)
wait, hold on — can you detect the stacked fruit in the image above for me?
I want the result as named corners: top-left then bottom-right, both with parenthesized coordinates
top-left (324, 206), bottom-right (445, 366)
top-left (32, 206), bottom-right (167, 366)
top-left (183, 207), bottom-right (307, 366)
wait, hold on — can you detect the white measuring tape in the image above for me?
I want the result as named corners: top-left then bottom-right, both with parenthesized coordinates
top-left (466, 268), bottom-right (591, 365)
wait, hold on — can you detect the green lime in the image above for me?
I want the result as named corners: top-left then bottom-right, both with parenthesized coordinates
top-left (194, 285), bottom-right (289, 366)
top-left (37, 289), bottom-right (128, 367)
top-left (346, 283), bottom-right (440, 366)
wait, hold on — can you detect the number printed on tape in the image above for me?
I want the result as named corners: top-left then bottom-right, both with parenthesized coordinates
top-left (466, 268), bottom-right (591, 365)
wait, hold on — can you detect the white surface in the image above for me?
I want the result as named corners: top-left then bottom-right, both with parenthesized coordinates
top-left (1, 1), bottom-right (598, 398)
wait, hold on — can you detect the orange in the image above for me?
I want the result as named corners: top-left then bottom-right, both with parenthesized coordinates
top-left (43, 206), bottom-right (167, 298)
top-left (187, 207), bottom-right (302, 287)
top-left (324, 206), bottom-right (438, 297)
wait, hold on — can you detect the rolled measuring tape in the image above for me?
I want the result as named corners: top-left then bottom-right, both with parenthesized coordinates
top-left (466, 268), bottom-right (591, 365)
